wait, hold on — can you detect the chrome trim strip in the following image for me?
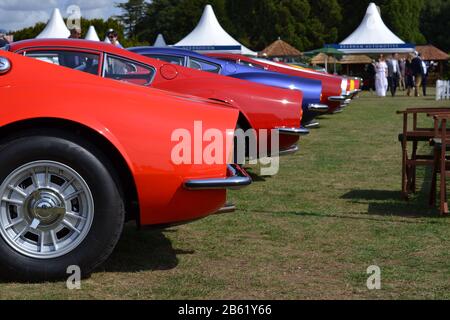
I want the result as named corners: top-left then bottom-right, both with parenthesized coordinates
top-left (308, 103), bottom-right (329, 113)
top-left (184, 165), bottom-right (252, 190)
top-left (277, 127), bottom-right (310, 136)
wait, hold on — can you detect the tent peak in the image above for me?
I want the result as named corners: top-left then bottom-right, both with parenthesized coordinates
top-left (36, 8), bottom-right (70, 39)
top-left (85, 25), bottom-right (100, 41)
top-left (154, 34), bottom-right (167, 47)
top-left (174, 4), bottom-right (257, 56)
top-left (332, 2), bottom-right (414, 54)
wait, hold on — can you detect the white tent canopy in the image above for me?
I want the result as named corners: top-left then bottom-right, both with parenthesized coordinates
top-left (85, 26), bottom-right (100, 41)
top-left (153, 34), bottom-right (167, 47)
top-left (36, 8), bottom-right (70, 39)
top-left (174, 5), bottom-right (257, 56)
top-left (331, 2), bottom-right (414, 54)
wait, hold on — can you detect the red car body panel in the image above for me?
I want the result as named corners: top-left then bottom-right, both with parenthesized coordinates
top-left (9, 39), bottom-right (304, 151)
top-left (0, 50), bottom-right (242, 226)
top-left (208, 53), bottom-right (345, 111)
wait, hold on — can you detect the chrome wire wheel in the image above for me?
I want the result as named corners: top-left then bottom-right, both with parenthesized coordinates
top-left (0, 160), bottom-right (94, 259)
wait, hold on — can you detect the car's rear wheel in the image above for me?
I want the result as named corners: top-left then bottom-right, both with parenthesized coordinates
top-left (0, 134), bottom-right (124, 281)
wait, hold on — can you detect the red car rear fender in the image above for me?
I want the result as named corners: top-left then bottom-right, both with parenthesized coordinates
top-left (0, 51), bottom-right (240, 226)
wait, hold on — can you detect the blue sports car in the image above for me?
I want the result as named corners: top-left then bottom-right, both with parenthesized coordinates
top-left (128, 47), bottom-right (327, 126)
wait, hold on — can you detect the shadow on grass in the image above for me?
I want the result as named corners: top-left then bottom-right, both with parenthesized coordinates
top-left (243, 167), bottom-right (270, 183)
top-left (341, 162), bottom-right (442, 218)
top-left (340, 189), bottom-right (438, 218)
top-left (250, 209), bottom-right (437, 224)
top-left (100, 224), bottom-right (192, 273)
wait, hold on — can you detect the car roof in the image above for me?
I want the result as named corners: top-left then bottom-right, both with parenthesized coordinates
top-left (129, 46), bottom-right (268, 74)
top-left (129, 46), bottom-right (208, 58)
top-left (9, 39), bottom-right (131, 56)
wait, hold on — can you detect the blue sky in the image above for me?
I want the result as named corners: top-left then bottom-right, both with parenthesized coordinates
top-left (0, 0), bottom-right (128, 32)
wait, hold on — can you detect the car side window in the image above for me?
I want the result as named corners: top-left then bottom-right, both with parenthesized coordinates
top-left (103, 55), bottom-right (154, 86)
top-left (188, 57), bottom-right (221, 74)
top-left (24, 50), bottom-right (100, 75)
top-left (145, 54), bottom-right (184, 66)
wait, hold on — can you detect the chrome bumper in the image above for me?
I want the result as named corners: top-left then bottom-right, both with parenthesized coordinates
top-left (277, 127), bottom-right (310, 136)
top-left (328, 95), bottom-right (348, 102)
top-left (184, 164), bottom-right (252, 190)
top-left (308, 103), bottom-right (329, 113)
top-left (279, 144), bottom-right (299, 156)
top-left (304, 121), bottom-right (320, 129)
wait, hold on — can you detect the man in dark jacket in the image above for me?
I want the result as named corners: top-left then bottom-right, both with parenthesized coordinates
top-left (411, 51), bottom-right (423, 97)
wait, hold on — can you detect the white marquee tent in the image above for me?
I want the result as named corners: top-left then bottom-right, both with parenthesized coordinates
top-left (174, 5), bottom-right (257, 56)
top-left (85, 26), bottom-right (100, 41)
top-left (329, 2), bottom-right (414, 54)
top-left (153, 34), bottom-right (167, 47)
top-left (36, 8), bottom-right (70, 39)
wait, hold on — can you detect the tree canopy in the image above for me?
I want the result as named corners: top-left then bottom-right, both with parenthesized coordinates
top-left (10, 0), bottom-right (450, 52)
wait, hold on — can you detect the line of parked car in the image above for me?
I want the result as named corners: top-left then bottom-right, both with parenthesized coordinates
top-left (0, 39), bottom-right (361, 280)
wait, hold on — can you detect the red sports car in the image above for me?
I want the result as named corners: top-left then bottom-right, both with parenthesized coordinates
top-left (0, 50), bottom-right (251, 280)
top-left (7, 39), bottom-right (308, 155)
top-left (208, 53), bottom-right (353, 113)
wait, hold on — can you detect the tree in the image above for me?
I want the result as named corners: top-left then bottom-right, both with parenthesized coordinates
top-left (421, 0), bottom-right (450, 52)
top-left (12, 23), bottom-right (46, 41)
top-left (115, 0), bottom-right (148, 37)
top-left (380, 0), bottom-right (426, 44)
top-left (307, 0), bottom-right (342, 48)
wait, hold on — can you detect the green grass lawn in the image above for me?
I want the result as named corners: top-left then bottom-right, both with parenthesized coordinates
top-left (1, 90), bottom-right (450, 300)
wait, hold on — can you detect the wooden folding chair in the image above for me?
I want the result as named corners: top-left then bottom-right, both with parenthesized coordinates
top-left (397, 107), bottom-right (450, 199)
top-left (430, 114), bottom-right (450, 215)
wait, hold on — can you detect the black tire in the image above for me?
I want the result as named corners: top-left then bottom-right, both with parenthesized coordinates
top-left (0, 134), bottom-right (124, 282)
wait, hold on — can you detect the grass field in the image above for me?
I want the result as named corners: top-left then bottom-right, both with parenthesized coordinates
top-left (1, 90), bottom-right (450, 300)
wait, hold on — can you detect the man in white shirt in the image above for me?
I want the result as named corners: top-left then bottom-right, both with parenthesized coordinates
top-left (387, 53), bottom-right (401, 97)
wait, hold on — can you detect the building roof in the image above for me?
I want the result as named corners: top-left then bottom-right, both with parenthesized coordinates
top-left (339, 55), bottom-right (373, 64)
top-left (174, 5), bottom-right (257, 56)
top-left (310, 53), bottom-right (338, 65)
top-left (415, 45), bottom-right (449, 61)
top-left (36, 8), bottom-right (70, 39)
top-left (261, 39), bottom-right (302, 57)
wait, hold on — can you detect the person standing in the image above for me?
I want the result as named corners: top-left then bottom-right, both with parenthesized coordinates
top-left (375, 54), bottom-right (388, 97)
top-left (0, 31), bottom-right (9, 47)
top-left (106, 29), bottom-right (123, 48)
top-left (69, 27), bottom-right (82, 39)
top-left (411, 51), bottom-right (423, 97)
top-left (399, 58), bottom-right (406, 91)
top-left (420, 55), bottom-right (429, 96)
top-left (405, 54), bottom-right (414, 97)
top-left (366, 60), bottom-right (376, 93)
top-left (387, 53), bottom-right (401, 97)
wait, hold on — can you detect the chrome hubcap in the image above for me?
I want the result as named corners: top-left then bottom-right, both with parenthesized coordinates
top-left (0, 161), bottom-right (94, 259)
